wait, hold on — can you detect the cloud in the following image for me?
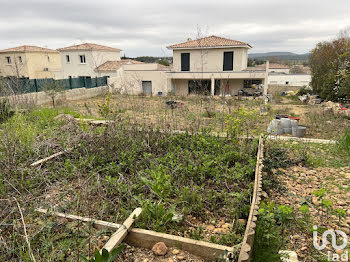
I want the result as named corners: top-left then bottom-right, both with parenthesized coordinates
top-left (0, 0), bottom-right (349, 56)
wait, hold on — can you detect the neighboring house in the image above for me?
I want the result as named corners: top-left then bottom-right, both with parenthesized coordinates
top-left (108, 62), bottom-right (172, 95)
top-left (57, 43), bottom-right (122, 79)
top-left (247, 62), bottom-right (311, 88)
top-left (0, 45), bottom-right (61, 79)
top-left (165, 35), bottom-right (268, 96)
top-left (268, 73), bottom-right (311, 87)
top-left (95, 59), bottom-right (144, 78)
top-left (247, 63), bottom-right (290, 74)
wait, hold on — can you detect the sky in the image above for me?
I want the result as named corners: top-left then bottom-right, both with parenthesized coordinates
top-left (0, 0), bottom-right (350, 57)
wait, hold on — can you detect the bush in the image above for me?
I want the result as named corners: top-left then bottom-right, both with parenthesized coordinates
top-left (337, 128), bottom-right (350, 156)
top-left (0, 98), bottom-right (11, 123)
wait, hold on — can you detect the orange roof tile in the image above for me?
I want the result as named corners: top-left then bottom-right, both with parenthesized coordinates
top-left (167, 35), bottom-right (251, 49)
top-left (58, 43), bottom-right (122, 52)
top-left (0, 45), bottom-right (58, 53)
top-left (95, 59), bottom-right (143, 71)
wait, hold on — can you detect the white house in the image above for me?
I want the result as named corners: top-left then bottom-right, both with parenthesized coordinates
top-left (166, 36), bottom-right (268, 96)
top-left (108, 35), bottom-right (268, 96)
top-left (57, 43), bottom-right (122, 79)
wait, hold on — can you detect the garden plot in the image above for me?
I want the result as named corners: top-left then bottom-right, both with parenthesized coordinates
top-left (253, 140), bottom-right (350, 262)
top-left (36, 127), bottom-right (258, 255)
top-left (0, 107), bottom-right (260, 261)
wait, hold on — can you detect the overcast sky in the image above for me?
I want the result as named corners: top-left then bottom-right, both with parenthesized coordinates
top-left (1, 0), bottom-right (350, 57)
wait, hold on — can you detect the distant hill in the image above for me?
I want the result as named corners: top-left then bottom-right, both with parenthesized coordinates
top-left (248, 52), bottom-right (309, 62)
top-left (122, 56), bottom-right (173, 64)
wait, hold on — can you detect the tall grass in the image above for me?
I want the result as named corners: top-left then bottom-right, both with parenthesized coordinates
top-left (337, 128), bottom-right (350, 156)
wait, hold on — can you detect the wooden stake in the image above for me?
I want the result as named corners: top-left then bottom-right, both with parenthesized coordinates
top-left (101, 207), bottom-right (142, 253)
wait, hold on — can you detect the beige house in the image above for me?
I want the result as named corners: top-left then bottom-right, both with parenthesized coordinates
top-left (166, 36), bottom-right (268, 96)
top-left (108, 35), bottom-right (268, 96)
top-left (95, 59), bottom-right (144, 78)
top-left (0, 45), bottom-right (61, 79)
top-left (108, 62), bottom-right (172, 95)
top-left (57, 43), bottom-right (122, 79)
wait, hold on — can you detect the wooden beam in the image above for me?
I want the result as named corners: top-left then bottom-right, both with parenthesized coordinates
top-left (102, 207), bottom-right (142, 253)
top-left (36, 208), bottom-right (230, 261)
top-left (125, 228), bottom-right (231, 261)
top-left (30, 149), bottom-right (72, 167)
top-left (36, 208), bottom-right (121, 230)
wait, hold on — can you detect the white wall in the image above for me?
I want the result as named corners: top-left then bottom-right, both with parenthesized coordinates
top-left (59, 50), bottom-right (120, 79)
top-left (3, 85), bottom-right (109, 106)
top-left (108, 66), bottom-right (171, 95)
top-left (268, 74), bottom-right (311, 87)
top-left (172, 47), bottom-right (249, 72)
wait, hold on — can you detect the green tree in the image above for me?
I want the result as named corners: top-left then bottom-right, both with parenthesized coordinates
top-left (42, 80), bottom-right (65, 107)
top-left (310, 28), bottom-right (350, 101)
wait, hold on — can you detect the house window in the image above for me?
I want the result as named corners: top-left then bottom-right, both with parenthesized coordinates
top-left (6, 56), bottom-right (11, 64)
top-left (66, 55), bottom-right (70, 63)
top-left (18, 56), bottom-right (22, 63)
top-left (181, 53), bottom-right (190, 71)
top-left (286, 81), bottom-right (289, 85)
top-left (80, 55), bottom-right (86, 64)
top-left (47, 56), bottom-right (50, 62)
top-left (223, 52), bottom-right (234, 71)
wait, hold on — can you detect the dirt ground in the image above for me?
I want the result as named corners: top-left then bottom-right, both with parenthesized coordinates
top-left (116, 244), bottom-right (205, 262)
top-left (65, 94), bottom-right (349, 140)
top-left (268, 165), bottom-right (350, 261)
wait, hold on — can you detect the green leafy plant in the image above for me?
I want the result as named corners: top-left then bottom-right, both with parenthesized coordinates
top-left (80, 245), bottom-right (125, 262)
top-left (98, 92), bottom-right (112, 118)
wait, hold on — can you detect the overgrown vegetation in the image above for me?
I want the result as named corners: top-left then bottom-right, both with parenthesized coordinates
top-left (310, 27), bottom-right (350, 101)
top-left (0, 103), bottom-right (260, 261)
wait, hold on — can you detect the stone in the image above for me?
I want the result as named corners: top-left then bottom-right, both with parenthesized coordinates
top-left (177, 255), bottom-right (185, 260)
top-left (222, 223), bottom-right (232, 229)
top-left (172, 249), bottom-right (180, 255)
top-left (300, 246), bottom-right (307, 251)
top-left (102, 235), bottom-right (109, 241)
top-left (167, 259), bottom-right (174, 262)
top-left (279, 250), bottom-right (299, 262)
top-left (152, 242), bottom-right (168, 256)
top-left (214, 228), bottom-right (223, 233)
top-left (341, 227), bottom-right (350, 235)
top-left (54, 114), bottom-right (75, 122)
top-left (142, 259), bottom-right (149, 262)
top-left (238, 219), bottom-right (247, 225)
top-left (262, 191), bottom-right (268, 198)
top-left (206, 225), bottom-right (215, 231)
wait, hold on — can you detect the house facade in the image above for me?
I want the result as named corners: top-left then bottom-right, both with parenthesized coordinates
top-left (57, 43), bottom-right (122, 79)
top-left (166, 36), bottom-right (268, 96)
top-left (108, 62), bottom-right (172, 95)
top-left (0, 45), bottom-right (61, 79)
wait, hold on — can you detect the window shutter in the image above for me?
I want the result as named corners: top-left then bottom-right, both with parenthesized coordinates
top-left (181, 53), bottom-right (190, 71)
top-left (223, 52), bottom-right (234, 71)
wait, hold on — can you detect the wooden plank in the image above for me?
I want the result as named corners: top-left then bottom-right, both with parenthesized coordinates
top-left (36, 208), bottom-right (230, 261)
top-left (125, 228), bottom-right (231, 261)
top-left (36, 208), bottom-right (121, 230)
top-left (30, 149), bottom-right (72, 167)
top-left (102, 207), bottom-right (142, 253)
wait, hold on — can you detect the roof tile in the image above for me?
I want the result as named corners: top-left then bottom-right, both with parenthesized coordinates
top-left (95, 59), bottom-right (143, 71)
top-left (0, 45), bottom-right (58, 53)
top-left (58, 43), bottom-right (122, 52)
top-left (167, 35), bottom-right (251, 49)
